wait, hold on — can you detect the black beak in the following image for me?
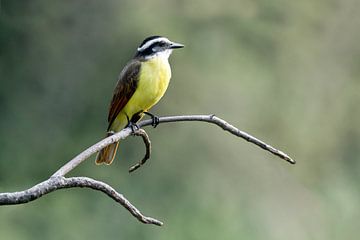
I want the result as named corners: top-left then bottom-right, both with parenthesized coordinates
top-left (169, 42), bottom-right (185, 49)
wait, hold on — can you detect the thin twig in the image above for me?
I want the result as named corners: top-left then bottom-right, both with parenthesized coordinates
top-left (129, 129), bottom-right (151, 173)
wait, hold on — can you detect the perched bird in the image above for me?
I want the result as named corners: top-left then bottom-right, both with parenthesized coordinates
top-left (96, 36), bottom-right (184, 165)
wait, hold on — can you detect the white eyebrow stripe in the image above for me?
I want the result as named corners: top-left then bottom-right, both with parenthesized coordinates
top-left (137, 37), bottom-right (170, 52)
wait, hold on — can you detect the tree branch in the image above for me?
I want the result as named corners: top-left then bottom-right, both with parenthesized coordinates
top-left (137, 114), bottom-right (295, 164)
top-left (0, 176), bottom-right (162, 225)
top-left (0, 114), bottom-right (295, 226)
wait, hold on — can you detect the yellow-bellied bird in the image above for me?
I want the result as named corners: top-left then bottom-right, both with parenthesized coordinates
top-left (96, 36), bottom-right (184, 165)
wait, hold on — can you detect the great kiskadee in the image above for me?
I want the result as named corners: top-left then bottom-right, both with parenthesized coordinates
top-left (95, 36), bottom-right (184, 165)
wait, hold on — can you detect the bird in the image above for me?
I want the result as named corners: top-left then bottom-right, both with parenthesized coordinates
top-left (95, 36), bottom-right (184, 165)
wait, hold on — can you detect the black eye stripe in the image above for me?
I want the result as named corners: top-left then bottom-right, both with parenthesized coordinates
top-left (143, 42), bottom-right (166, 52)
top-left (150, 42), bottom-right (160, 50)
top-left (158, 41), bottom-right (166, 47)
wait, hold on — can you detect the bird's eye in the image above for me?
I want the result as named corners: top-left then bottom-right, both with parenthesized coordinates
top-left (158, 42), bottom-right (166, 47)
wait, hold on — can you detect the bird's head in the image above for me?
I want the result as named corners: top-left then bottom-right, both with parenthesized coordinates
top-left (135, 36), bottom-right (184, 60)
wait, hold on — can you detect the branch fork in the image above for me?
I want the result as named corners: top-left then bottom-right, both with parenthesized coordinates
top-left (0, 114), bottom-right (295, 226)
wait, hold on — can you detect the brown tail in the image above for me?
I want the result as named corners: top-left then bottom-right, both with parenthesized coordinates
top-left (95, 133), bottom-right (119, 165)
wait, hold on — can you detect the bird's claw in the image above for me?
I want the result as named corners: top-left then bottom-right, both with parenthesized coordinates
top-left (127, 121), bottom-right (140, 134)
top-left (144, 112), bottom-right (160, 128)
top-left (151, 116), bottom-right (160, 128)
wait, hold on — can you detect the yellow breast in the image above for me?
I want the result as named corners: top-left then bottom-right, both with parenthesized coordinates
top-left (123, 56), bottom-right (171, 116)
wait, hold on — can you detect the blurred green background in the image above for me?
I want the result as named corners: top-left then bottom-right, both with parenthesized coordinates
top-left (1, 0), bottom-right (360, 239)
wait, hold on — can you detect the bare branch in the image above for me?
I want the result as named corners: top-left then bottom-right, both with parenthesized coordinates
top-left (0, 114), bottom-right (295, 226)
top-left (53, 114), bottom-right (294, 179)
top-left (137, 115), bottom-right (295, 164)
top-left (129, 129), bottom-right (151, 173)
top-left (0, 176), bottom-right (163, 226)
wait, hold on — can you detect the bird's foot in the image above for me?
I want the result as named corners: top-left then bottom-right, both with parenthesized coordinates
top-left (126, 116), bottom-right (140, 133)
top-left (144, 112), bottom-right (160, 128)
top-left (127, 122), bottom-right (140, 133)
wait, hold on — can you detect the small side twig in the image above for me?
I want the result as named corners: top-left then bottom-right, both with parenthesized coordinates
top-left (129, 129), bottom-right (151, 173)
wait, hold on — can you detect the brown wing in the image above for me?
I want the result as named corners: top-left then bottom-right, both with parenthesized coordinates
top-left (107, 60), bottom-right (141, 130)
